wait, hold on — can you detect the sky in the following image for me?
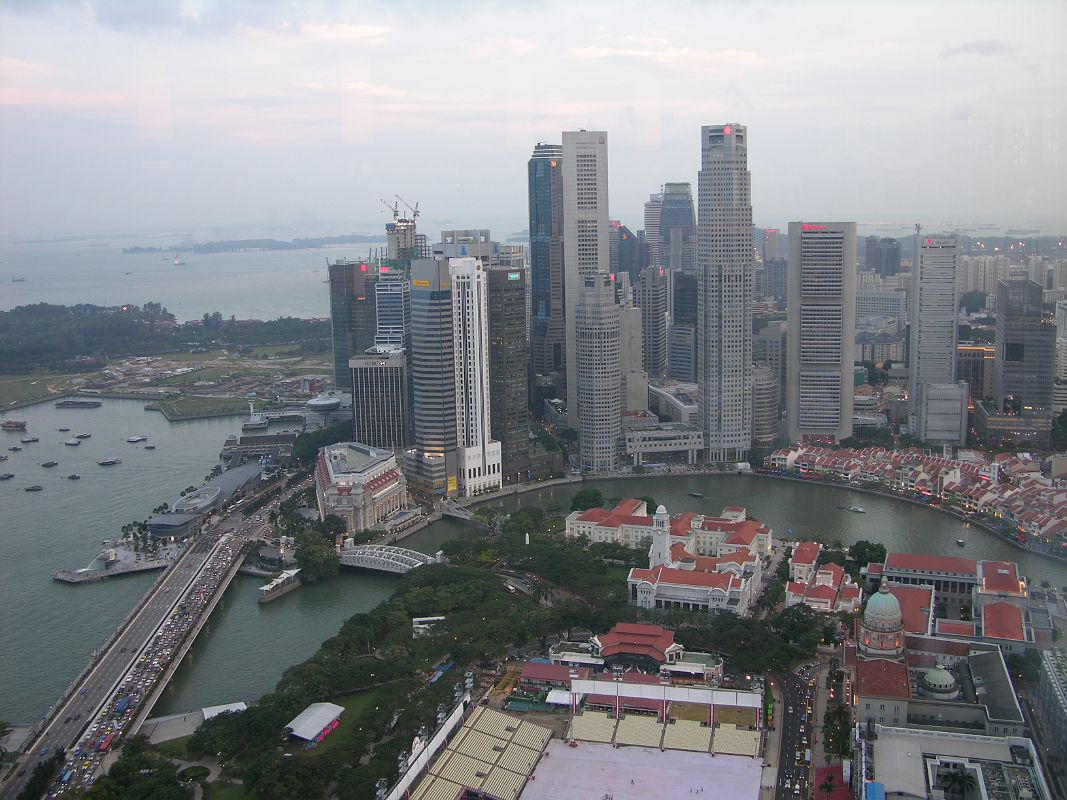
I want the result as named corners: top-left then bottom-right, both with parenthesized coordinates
top-left (1, 0), bottom-right (1065, 240)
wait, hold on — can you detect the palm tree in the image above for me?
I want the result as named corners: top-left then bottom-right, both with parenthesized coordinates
top-left (941, 768), bottom-right (977, 799)
top-left (819, 775), bottom-right (835, 799)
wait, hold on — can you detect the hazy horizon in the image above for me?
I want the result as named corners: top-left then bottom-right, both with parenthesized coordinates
top-left (2, 0), bottom-right (1065, 239)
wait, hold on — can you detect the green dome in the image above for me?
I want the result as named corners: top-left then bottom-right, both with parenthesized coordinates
top-left (863, 583), bottom-right (903, 631)
top-left (924, 664), bottom-right (957, 692)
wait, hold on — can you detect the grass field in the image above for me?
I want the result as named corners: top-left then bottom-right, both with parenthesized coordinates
top-left (299, 688), bottom-right (388, 760)
top-left (155, 366), bottom-right (242, 386)
top-left (154, 735), bottom-right (191, 759)
top-left (203, 781), bottom-right (246, 800)
top-left (0, 372), bottom-right (63, 407)
top-left (161, 349), bottom-right (229, 362)
top-left (154, 395), bottom-right (262, 420)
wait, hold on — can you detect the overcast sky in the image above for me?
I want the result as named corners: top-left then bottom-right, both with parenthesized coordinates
top-left (1, 0), bottom-right (1065, 240)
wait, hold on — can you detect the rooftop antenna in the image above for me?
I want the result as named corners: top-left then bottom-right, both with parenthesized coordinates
top-left (395, 194), bottom-right (420, 220)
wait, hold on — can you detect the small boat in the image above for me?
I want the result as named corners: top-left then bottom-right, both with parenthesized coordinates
top-left (75, 433), bottom-right (92, 439)
top-left (21, 436), bottom-right (39, 443)
top-left (0, 454), bottom-right (7, 460)
top-left (0, 473), bottom-right (13, 480)
top-left (12, 276), bottom-right (26, 283)
top-left (9, 445), bottom-right (22, 452)
top-left (688, 491), bottom-right (704, 498)
top-left (848, 506), bottom-right (866, 513)
top-left (173, 254), bottom-right (186, 266)
top-left (67, 474), bottom-right (81, 480)
top-left (58, 427), bottom-right (71, 432)
top-left (54, 399), bottom-right (103, 409)
top-left (956, 539), bottom-right (965, 547)
top-left (25, 485), bottom-right (43, 492)
top-left (126, 436), bottom-right (147, 443)
top-left (97, 459), bottom-right (121, 466)
top-left (1, 419), bottom-right (27, 431)
top-left (143, 445), bottom-right (156, 450)
top-left (64, 439), bottom-right (80, 446)
top-left (42, 461), bottom-right (58, 467)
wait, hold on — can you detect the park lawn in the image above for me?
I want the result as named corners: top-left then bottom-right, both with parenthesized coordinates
top-left (299, 688), bottom-right (389, 760)
top-left (245, 344), bottom-right (301, 358)
top-left (161, 349), bottom-right (230, 362)
top-left (155, 366), bottom-right (243, 386)
top-left (0, 372), bottom-right (63, 407)
top-left (154, 735), bottom-right (191, 759)
top-left (203, 781), bottom-right (247, 800)
top-left (155, 395), bottom-right (263, 419)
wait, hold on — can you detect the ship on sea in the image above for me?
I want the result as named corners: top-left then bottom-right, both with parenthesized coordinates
top-left (126, 435), bottom-right (148, 443)
top-left (1, 419), bottom-right (28, 431)
top-left (55, 399), bottom-right (103, 409)
top-left (97, 459), bottom-right (121, 466)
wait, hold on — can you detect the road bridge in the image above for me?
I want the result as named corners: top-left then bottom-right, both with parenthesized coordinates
top-left (339, 544), bottom-right (439, 574)
top-left (439, 500), bottom-right (474, 521)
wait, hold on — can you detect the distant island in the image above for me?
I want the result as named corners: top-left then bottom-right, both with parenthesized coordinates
top-left (122, 233), bottom-right (386, 255)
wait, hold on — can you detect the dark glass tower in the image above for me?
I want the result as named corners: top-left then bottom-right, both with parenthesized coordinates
top-left (528, 143), bottom-right (566, 380)
top-left (328, 259), bottom-right (378, 391)
top-left (488, 267), bottom-right (531, 483)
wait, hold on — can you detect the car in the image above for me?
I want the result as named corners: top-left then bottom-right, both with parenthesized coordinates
top-left (39, 747), bottom-right (49, 756)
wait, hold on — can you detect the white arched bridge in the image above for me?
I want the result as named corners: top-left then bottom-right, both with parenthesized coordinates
top-left (338, 544), bottom-right (441, 574)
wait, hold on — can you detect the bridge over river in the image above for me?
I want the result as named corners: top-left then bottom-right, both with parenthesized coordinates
top-left (338, 543), bottom-right (441, 574)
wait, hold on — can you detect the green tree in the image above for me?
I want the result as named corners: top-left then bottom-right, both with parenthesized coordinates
top-left (570, 488), bottom-right (604, 511)
top-left (317, 513), bottom-right (347, 540)
top-left (637, 496), bottom-right (657, 511)
top-left (959, 290), bottom-right (987, 314)
top-left (849, 540), bottom-right (887, 567)
top-left (295, 529), bottom-right (340, 583)
top-left (1052, 410), bottom-right (1067, 451)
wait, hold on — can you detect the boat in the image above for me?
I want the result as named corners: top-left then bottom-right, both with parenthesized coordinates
top-left (9, 445), bottom-right (22, 452)
top-left (0, 473), bottom-right (13, 480)
top-left (55, 399), bottom-right (103, 409)
top-left (848, 506), bottom-right (866, 513)
top-left (12, 276), bottom-right (25, 283)
top-left (97, 459), bottom-right (121, 466)
top-left (58, 427), bottom-right (71, 432)
top-left (126, 436), bottom-right (147, 443)
top-left (67, 474), bottom-right (80, 480)
top-left (25, 485), bottom-right (43, 492)
top-left (64, 439), bottom-right (80, 446)
top-left (143, 445), bottom-right (156, 450)
top-left (173, 254), bottom-right (186, 266)
top-left (42, 461), bottom-right (58, 468)
top-left (688, 491), bottom-right (704, 498)
top-left (242, 415), bottom-right (269, 430)
top-left (21, 436), bottom-right (39, 443)
top-left (0, 454), bottom-right (6, 460)
top-left (1, 419), bottom-right (28, 431)
top-left (75, 433), bottom-right (92, 439)
top-left (956, 539), bottom-right (965, 547)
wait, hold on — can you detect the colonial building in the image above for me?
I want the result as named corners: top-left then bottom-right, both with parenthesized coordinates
top-left (314, 442), bottom-right (408, 531)
top-left (785, 546), bottom-right (863, 614)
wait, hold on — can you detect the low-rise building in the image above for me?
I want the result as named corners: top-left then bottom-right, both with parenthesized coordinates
top-left (314, 441), bottom-right (408, 531)
top-left (785, 556), bottom-right (863, 614)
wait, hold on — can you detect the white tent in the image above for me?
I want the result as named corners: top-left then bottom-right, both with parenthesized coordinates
top-left (285, 702), bottom-right (345, 741)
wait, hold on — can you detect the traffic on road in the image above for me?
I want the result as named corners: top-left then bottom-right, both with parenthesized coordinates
top-left (775, 665), bottom-right (817, 799)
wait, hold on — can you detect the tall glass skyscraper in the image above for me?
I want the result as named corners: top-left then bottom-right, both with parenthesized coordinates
top-left (528, 143), bottom-right (566, 380)
top-left (328, 259), bottom-right (378, 392)
top-left (697, 124), bottom-right (753, 462)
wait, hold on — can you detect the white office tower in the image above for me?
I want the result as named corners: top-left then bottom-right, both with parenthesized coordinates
top-left (909, 229), bottom-right (967, 445)
top-left (697, 124), bottom-right (753, 462)
top-left (1055, 338), bottom-right (1067, 414)
top-left (619, 301), bottom-right (649, 412)
top-left (644, 192), bottom-right (663, 268)
top-left (575, 273), bottom-right (621, 470)
top-left (373, 269), bottom-right (411, 352)
top-left (563, 130), bottom-right (611, 433)
top-left (449, 257), bottom-right (502, 496)
top-left (786, 222), bottom-right (857, 443)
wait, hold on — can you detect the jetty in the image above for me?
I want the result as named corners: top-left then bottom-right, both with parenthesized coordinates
top-left (257, 568), bottom-right (302, 603)
top-left (53, 559), bottom-right (170, 584)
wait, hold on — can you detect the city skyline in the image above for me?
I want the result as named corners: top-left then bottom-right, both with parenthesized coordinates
top-left (2, 1), bottom-right (1066, 238)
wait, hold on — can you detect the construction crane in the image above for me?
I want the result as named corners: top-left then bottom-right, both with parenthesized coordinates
top-left (379, 198), bottom-right (400, 220)
top-left (395, 194), bottom-right (420, 220)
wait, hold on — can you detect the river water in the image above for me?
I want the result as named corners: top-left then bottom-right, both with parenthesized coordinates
top-left (3, 397), bottom-right (1064, 722)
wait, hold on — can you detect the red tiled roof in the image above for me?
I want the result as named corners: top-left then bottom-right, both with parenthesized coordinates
top-left (791, 541), bottom-right (821, 566)
top-left (520, 662), bottom-right (592, 684)
top-left (723, 505), bottom-right (746, 513)
top-left (885, 553), bottom-right (977, 576)
top-left (615, 498), bottom-right (645, 515)
top-left (979, 561), bottom-right (1023, 594)
top-left (982, 602), bottom-right (1026, 641)
top-left (887, 585), bottom-right (934, 635)
top-left (905, 635), bottom-right (970, 656)
top-left (786, 581), bottom-right (808, 596)
top-left (935, 620), bottom-right (977, 636)
top-left (813, 765), bottom-right (850, 800)
top-left (363, 469), bottom-right (399, 493)
top-left (840, 586), bottom-right (861, 601)
top-left (629, 566), bottom-right (738, 593)
top-left (804, 585), bottom-right (838, 603)
top-left (595, 623), bottom-right (678, 662)
top-left (856, 658), bottom-right (911, 700)
top-left (576, 507), bottom-right (612, 523)
top-left (866, 563), bottom-right (883, 576)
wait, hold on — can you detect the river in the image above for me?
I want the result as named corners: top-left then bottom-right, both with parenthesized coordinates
top-left (4, 398), bottom-right (1064, 722)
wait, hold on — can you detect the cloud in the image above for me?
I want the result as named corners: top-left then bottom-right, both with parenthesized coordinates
top-left (940, 39), bottom-right (1016, 59)
top-left (297, 23), bottom-right (391, 43)
top-left (0, 56), bottom-right (55, 79)
top-left (568, 45), bottom-right (766, 73)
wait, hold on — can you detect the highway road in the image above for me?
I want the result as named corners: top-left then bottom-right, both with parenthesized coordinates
top-left (774, 668), bottom-right (816, 800)
top-left (1, 478), bottom-right (300, 799)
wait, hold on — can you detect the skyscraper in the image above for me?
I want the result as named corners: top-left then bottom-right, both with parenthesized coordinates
top-left (909, 230), bottom-right (966, 444)
top-left (697, 123), bottom-right (753, 462)
top-left (487, 266), bottom-right (530, 483)
top-left (528, 143), bottom-right (566, 380)
top-left (373, 268), bottom-right (410, 352)
top-left (563, 130), bottom-right (611, 436)
top-left (619, 294), bottom-right (648, 413)
top-left (404, 258), bottom-right (457, 499)
top-left (574, 273), bottom-right (621, 470)
top-left (875, 238), bottom-right (901, 277)
top-left (786, 222), bottom-right (857, 444)
top-left (637, 266), bottom-right (668, 379)
top-left (659, 182), bottom-right (696, 271)
top-left (668, 270), bottom-right (698, 382)
top-left (643, 192), bottom-right (663, 269)
top-left (450, 257), bottom-right (502, 496)
top-left (328, 259), bottom-right (378, 391)
top-left (350, 350), bottom-right (410, 450)
top-left (752, 364), bottom-right (780, 446)
top-left (993, 279), bottom-right (1056, 417)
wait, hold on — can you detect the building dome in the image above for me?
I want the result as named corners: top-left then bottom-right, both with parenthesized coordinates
top-left (863, 583), bottom-right (903, 632)
top-left (920, 664), bottom-right (960, 699)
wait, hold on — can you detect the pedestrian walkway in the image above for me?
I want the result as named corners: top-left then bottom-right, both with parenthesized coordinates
top-left (759, 678), bottom-right (784, 799)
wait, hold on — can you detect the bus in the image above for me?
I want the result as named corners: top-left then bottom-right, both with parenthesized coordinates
top-left (804, 748), bottom-right (812, 765)
top-left (60, 768), bottom-right (74, 783)
top-left (98, 733), bottom-right (114, 752)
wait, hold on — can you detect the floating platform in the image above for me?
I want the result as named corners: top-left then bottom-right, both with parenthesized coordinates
top-left (53, 558), bottom-right (170, 584)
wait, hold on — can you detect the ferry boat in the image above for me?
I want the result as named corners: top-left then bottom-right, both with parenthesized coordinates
top-left (688, 491), bottom-right (704, 498)
top-left (75, 433), bottom-right (92, 439)
top-left (1, 419), bottom-right (27, 431)
top-left (64, 439), bottom-right (80, 446)
top-left (97, 459), bottom-right (121, 466)
top-left (58, 427), bottom-right (70, 432)
top-left (0, 453), bottom-right (7, 460)
top-left (143, 445), bottom-right (156, 450)
top-left (0, 473), bottom-right (13, 480)
top-left (20, 436), bottom-right (39, 443)
top-left (956, 539), bottom-right (965, 547)
top-left (9, 445), bottom-right (22, 452)
top-left (25, 485), bottom-right (43, 492)
top-left (42, 461), bottom-right (58, 468)
top-left (848, 506), bottom-right (866, 513)
top-left (126, 436), bottom-right (147, 443)
top-left (67, 474), bottom-right (80, 480)
top-left (55, 399), bottom-right (103, 409)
